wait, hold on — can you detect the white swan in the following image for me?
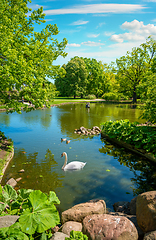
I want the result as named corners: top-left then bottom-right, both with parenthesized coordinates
top-left (61, 152), bottom-right (86, 171)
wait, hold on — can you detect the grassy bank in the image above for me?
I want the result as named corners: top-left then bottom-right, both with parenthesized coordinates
top-left (0, 131), bottom-right (14, 182)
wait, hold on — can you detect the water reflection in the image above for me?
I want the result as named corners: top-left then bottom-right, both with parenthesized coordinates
top-left (100, 138), bottom-right (156, 196)
top-left (2, 148), bottom-right (64, 193)
top-left (0, 103), bottom-right (152, 212)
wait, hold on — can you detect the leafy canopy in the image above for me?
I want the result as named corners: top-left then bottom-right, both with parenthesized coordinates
top-left (115, 36), bottom-right (156, 103)
top-left (0, 0), bottom-right (67, 113)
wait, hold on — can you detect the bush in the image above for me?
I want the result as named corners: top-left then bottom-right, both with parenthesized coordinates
top-left (102, 92), bottom-right (120, 101)
top-left (84, 95), bottom-right (96, 99)
top-left (101, 119), bottom-right (156, 158)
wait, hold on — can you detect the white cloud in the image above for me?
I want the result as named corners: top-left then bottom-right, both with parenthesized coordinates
top-left (43, 4), bottom-right (146, 15)
top-left (70, 20), bottom-right (89, 25)
top-left (87, 33), bottom-right (100, 38)
top-left (67, 43), bottom-right (81, 47)
top-left (81, 41), bottom-right (105, 46)
top-left (110, 20), bottom-right (156, 43)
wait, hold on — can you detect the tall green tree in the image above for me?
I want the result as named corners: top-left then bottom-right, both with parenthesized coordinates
top-left (55, 56), bottom-right (88, 98)
top-left (83, 58), bottom-right (105, 97)
top-left (115, 36), bottom-right (156, 103)
top-left (140, 57), bottom-right (156, 123)
top-left (0, 0), bottom-right (67, 113)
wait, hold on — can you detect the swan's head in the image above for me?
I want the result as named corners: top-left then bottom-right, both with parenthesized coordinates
top-left (61, 152), bottom-right (66, 158)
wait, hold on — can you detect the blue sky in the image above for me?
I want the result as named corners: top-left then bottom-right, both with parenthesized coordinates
top-left (28, 0), bottom-right (156, 66)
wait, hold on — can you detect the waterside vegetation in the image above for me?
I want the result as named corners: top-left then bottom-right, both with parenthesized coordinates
top-left (101, 119), bottom-right (156, 161)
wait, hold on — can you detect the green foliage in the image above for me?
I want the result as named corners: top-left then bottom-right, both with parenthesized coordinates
top-left (140, 73), bottom-right (156, 123)
top-left (65, 230), bottom-right (88, 240)
top-left (55, 57), bottom-right (88, 98)
top-left (0, 184), bottom-right (60, 239)
top-left (102, 92), bottom-right (120, 101)
top-left (0, 222), bottom-right (29, 240)
top-left (101, 119), bottom-right (156, 157)
top-left (0, 0), bottom-right (68, 113)
top-left (115, 36), bottom-right (156, 103)
top-left (84, 94), bottom-right (96, 99)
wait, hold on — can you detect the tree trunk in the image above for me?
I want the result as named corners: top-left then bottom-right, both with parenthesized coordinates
top-left (133, 91), bottom-right (137, 103)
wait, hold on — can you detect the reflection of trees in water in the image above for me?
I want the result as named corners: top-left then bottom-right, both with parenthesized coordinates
top-left (22, 108), bottom-right (52, 129)
top-left (2, 149), bottom-right (64, 193)
top-left (58, 103), bottom-right (143, 139)
top-left (100, 138), bottom-right (156, 196)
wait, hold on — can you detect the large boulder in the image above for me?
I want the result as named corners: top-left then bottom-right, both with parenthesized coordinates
top-left (110, 212), bottom-right (144, 240)
top-left (61, 199), bottom-right (106, 224)
top-left (130, 196), bottom-right (137, 215)
top-left (60, 221), bottom-right (82, 236)
top-left (136, 191), bottom-right (156, 233)
top-left (83, 214), bottom-right (138, 240)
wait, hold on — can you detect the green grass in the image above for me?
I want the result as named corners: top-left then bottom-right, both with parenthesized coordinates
top-left (51, 97), bottom-right (91, 105)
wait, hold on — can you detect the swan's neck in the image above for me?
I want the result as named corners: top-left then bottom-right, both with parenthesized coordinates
top-left (62, 153), bottom-right (68, 170)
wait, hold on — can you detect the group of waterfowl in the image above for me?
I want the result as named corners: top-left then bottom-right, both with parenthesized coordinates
top-left (61, 138), bottom-right (70, 144)
top-left (60, 138), bottom-right (86, 171)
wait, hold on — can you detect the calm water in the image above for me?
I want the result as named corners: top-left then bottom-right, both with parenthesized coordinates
top-left (0, 102), bottom-right (155, 212)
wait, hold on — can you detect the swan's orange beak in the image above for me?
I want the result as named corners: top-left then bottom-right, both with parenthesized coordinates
top-left (61, 153), bottom-right (63, 157)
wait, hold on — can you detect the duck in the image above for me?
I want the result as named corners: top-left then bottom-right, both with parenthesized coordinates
top-left (66, 140), bottom-right (70, 144)
top-left (61, 152), bottom-right (86, 171)
top-left (61, 138), bottom-right (66, 142)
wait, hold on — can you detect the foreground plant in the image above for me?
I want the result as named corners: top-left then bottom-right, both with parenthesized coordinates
top-left (0, 184), bottom-right (60, 239)
top-left (65, 230), bottom-right (88, 240)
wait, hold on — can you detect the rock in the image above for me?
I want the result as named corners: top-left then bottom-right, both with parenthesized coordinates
top-left (6, 178), bottom-right (17, 187)
top-left (143, 231), bottom-right (156, 240)
top-left (51, 225), bottom-right (60, 234)
top-left (60, 221), bottom-right (82, 236)
top-left (0, 215), bottom-right (19, 228)
top-left (113, 201), bottom-right (130, 214)
top-left (136, 191), bottom-right (156, 233)
top-left (16, 177), bottom-right (22, 182)
top-left (50, 232), bottom-right (69, 240)
top-left (110, 212), bottom-right (144, 240)
top-left (83, 214), bottom-right (138, 240)
top-left (61, 199), bottom-right (106, 224)
top-left (130, 196), bottom-right (137, 215)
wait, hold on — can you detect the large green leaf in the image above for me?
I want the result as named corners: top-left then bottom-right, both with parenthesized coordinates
top-left (49, 191), bottom-right (60, 205)
top-left (2, 185), bottom-right (18, 203)
top-left (19, 190), bottom-right (60, 235)
top-left (0, 222), bottom-right (29, 240)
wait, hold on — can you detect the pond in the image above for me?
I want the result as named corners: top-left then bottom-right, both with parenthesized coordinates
top-left (0, 102), bottom-right (155, 212)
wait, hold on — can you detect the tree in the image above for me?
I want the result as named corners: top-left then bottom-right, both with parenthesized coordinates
top-left (0, 0), bottom-right (68, 113)
top-left (115, 36), bottom-right (156, 103)
top-left (83, 58), bottom-right (105, 98)
top-left (140, 58), bottom-right (156, 123)
top-left (55, 57), bottom-right (88, 98)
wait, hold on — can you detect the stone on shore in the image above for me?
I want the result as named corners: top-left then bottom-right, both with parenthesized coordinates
top-left (61, 199), bottom-right (106, 224)
top-left (60, 221), bottom-right (82, 236)
top-left (0, 215), bottom-right (19, 228)
top-left (6, 178), bottom-right (17, 187)
top-left (50, 232), bottom-right (69, 240)
top-left (136, 191), bottom-right (156, 233)
top-left (83, 214), bottom-right (138, 240)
